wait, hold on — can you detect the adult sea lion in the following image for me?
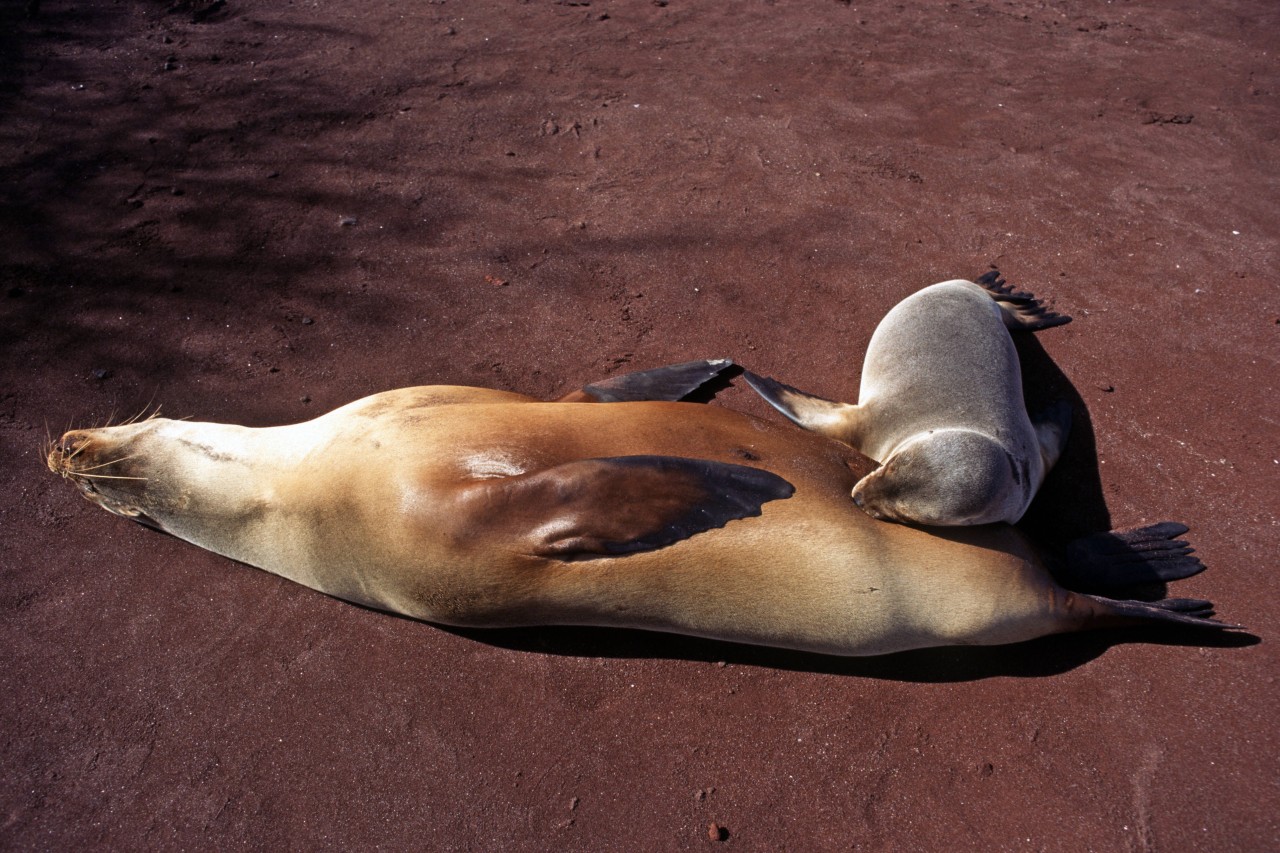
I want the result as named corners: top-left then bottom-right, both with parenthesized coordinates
top-left (46, 371), bottom-right (1229, 657)
top-left (746, 271), bottom-right (1073, 526)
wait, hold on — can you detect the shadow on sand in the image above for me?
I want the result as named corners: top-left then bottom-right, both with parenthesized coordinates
top-left (440, 621), bottom-right (1258, 683)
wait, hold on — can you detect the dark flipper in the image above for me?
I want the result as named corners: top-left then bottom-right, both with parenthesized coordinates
top-left (742, 371), bottom-right (855, 435)
top-left (1059, 521), bottom-right (1207, 593)
top-left (973, 269), bottom-right (1071, 330)
top-left (456, 455), bottom-right (794, 560)
top-left (1083, 594), bottom-right (1239, 631)
top-left (1030, 399), bottom-right (1073, 472)
top-left (558, 359), bottom-right (736, 403)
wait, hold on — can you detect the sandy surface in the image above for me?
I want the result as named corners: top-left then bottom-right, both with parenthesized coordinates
top-left (2, 1), bottom-right (1277, 849)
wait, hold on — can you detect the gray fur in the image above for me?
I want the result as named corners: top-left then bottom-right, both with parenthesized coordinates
top-left (747, 277), bottom-right (1071, 526)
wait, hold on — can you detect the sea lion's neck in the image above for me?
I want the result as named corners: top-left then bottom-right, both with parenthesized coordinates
top-left (134, 420), bottom-right (319, 560)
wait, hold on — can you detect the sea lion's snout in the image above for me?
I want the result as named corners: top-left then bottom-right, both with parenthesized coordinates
top-left (47, 426), bottom-right (153, 517)
top-left (851, 461), bottom-right (902, 523)
top-left (850, 483), bottom-right (887, 520)
top-left (46, 430), bottom-right (94, 478)
top-left (853, 433), bottom-right (1023, 527)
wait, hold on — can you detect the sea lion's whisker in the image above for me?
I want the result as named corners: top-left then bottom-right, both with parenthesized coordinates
top-left (64, 442), bottom-right (90, 462)
top-left (69, 472), bottom-right (149, 481)
top-left (42, 426), bottom-right (59, 474)
top-left (77, 453), bottom-right (142, 472)
top-left (121, 398), bottom-right (161, 427)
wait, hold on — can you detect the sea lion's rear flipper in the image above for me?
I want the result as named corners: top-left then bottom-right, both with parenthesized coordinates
top-left (973, 270), bottom-right (1072, 330)
top-left (459, 455), bottom-right (794, 560)
top-left (1058, 521), bottom-right (1207, 593)
top-left (1031, 400), bottom-right (1073, 474)
top-left (556, 359), bottom-right (736, 403)
top-left (742, 372), bottom-right (859, 439)
top-left (1080, 595), bottom-right (1239, 631)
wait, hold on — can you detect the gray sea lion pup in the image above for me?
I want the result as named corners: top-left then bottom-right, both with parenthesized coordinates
top-left (47, 363), bottom-right (1231, 657)
top-left (745, 271), bottom-right (1073, 526)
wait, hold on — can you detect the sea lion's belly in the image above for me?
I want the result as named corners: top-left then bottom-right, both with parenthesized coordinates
top-left (501, 494), bottom-right (1052, 656)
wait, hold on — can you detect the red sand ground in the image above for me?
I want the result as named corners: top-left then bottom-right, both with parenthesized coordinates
top-left (2, 1), bottom-right (1277, 849)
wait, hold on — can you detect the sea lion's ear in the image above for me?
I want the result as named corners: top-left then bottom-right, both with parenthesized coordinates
top-left (458, 455), bottom-right (793, 560)
top-left (742, 372), bottom-right (856, 433)
top-left (556, 359), bottom-right (736, 403)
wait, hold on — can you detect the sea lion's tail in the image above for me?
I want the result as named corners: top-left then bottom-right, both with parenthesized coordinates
top-left (973, 269), bottom-right (1071, 330)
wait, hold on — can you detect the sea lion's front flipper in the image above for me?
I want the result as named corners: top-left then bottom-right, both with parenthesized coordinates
top-left (742, 372), bottom-right (859, 438)
top-left (1031, 399), bottom-right (1073, 474)
top-left (1058, 521), bottom-right (1207, 593)
top-left (459, 455), bottom-right (793, 560)
top-left (973, 270), bottom-right (1072, 330)
top-left (557, 359), bottom-right (736, 403)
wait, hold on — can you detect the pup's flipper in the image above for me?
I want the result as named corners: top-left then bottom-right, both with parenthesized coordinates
top-left (458, 455), bottom-right (794, 560)
top-left (1058, 521), bottom-right (1207, 593)
top-left (974, 269), bottom-right (1071, 330)
top-left (742, 372), bottom-right (858, 439)
top-left (1031, 399), bottom-right (1073, 475)
top-left (558, 359), bottom-right (736, 403)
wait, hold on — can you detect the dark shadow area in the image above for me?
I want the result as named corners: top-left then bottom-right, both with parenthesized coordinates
top-left (1014, 331), bottom-right (1112, 553)
top-left (3, 3), bottom-right (634, 425)
top-left (0, 4), bottom-right (424, 389)
top-left (681, 360), bottom-right (743, 404)
top-left (1007, 329), bottom-right (1224, 626)
top-left (439, 621), bottom-right (1258, 682)
top-left (0, 2), bottom-right (34, 122)
top-left (0, 0), bottom-right (884, 429)
top-left (125, 514), bottom-right (1256, 685)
